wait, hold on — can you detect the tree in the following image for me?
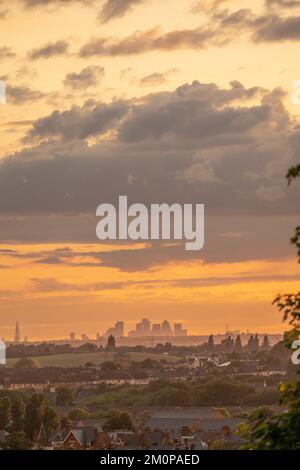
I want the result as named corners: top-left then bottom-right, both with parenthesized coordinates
top-left (225, 336), bottom-right (234, 353)
top-left (103, 411), bottom-right (134, 432)
top-left (238, 164), bottom-right (300, 449)
top-left (106, 335), bottom-right (116, 351)
top-left (55, 387), bottom-right (74, 406)
top-left (234, 335), bottom-right (242, 353)
top-left (247, 335), bottom-right (254, 352)
top-left (14, 357), bottom-right (39, 369)
top-left (238, 382), bottom-right (300, 449)
top-left (24, 393), bottom-right (60, 441)
top-left (24, 393), bottom-right (45, 440)
top-left (0, 396), bottom-right (11, 430)
top-left (68, 407), bottom-right (91, 421)
top-left (262, 335), bottom-right (270, 351)
top-left (208, 334), bottom-right (214, 352)
top-left (3, 431), bottom-right (31, 450)
top-left (139, 358), bottom-right (159, 369)
top-left (274, 166), bottom-right (300, 346)
top-left (253, 334), bottom-right (259, 352)
top-left (43, 405), bottom-right (59, 437)
top-left (195, 378), bottom-right (253, 406)
top-left (11, 395), bottom-right (25, 432)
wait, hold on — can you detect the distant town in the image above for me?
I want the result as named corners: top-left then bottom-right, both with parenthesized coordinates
top-left (4, 320), bottom-right (282, 348)
top-left (0, 318), bottom-right (294, 451)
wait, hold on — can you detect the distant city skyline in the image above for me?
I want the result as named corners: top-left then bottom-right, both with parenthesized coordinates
top-left (4, 319), bottom-right (283, 346)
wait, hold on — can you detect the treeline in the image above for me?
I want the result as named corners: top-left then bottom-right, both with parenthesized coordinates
top-left (7, 342), bottom-right (100, 358)
top-left (82, 378), bottom-right (280, 410)
top-left (7, 340), bottom-right (284, 362)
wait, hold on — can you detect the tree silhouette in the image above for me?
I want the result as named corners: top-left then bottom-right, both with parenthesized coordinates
top-left (106, 334), bottom-right (116, 351)
top-left (0, 397), bottom-right (11, 430)
top-left (238, 165), bottom-right (300, 449)
top-left (234, 335), bottom-right (242, 353)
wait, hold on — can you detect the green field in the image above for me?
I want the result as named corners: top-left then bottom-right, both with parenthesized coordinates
top-left (6, 351), bottom-right (180, 368)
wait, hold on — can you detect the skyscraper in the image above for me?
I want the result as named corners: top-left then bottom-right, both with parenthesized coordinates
top-left (174, 323), bottom-right (187, 336)
top-left (151, 324), bottom-right (161, 336)
top-left (115, 321), bottom-right (124, 337)
top-left (162, 320), bottom-right (172, 336)
top-left (141, 318), bottom-right (151, 336)
top-left (106, 321), bottom-right (124, 338)
top-left (70, 332), bottom-right (76, 342)
top-left (14, 321), bottom-right (20, 343)
top-left (135, 318), bottom-right (151, 336)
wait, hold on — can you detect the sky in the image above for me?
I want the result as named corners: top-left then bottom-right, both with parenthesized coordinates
top-left (0, 0), bottom-right (300, 340)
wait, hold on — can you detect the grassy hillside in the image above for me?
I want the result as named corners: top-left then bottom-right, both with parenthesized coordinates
top-left (6, 351), bottom-right (180, 368)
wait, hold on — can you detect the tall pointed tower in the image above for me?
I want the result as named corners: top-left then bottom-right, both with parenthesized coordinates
top-left (14, 321), bottom-right (20, 343)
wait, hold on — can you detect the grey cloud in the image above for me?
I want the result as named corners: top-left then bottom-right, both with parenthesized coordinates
top-left (79, 26), bottom-right (224, 57)
top-left (29, 270), bottom-right (300, 293)
top-left (119, 81), bottom-right (269, 144)
top-left (78, 9), bottom-right (300, 57)
top-left (28, 40), bottom-right (70, 60)
top-left (265, 0), bottom-right (300, 8)
top-left (22, 0), bottom-right (94, 7)
top-left (0, 46), bottom-right (15, 59)
top-left (192, 0), bottom-right (231, 13)
top-left (253, 15), bottom-right (300, 42)
top-left (6, 85), bottom-right (46, 104)
top-left (36, 256), bottom-right (64, 264)
top-left (0, 81), bottom-right (298, 220)
top-left (138, 69), bottom-right (178, 87)
top-left (63, 66), bottom-right (105, 90)
top-left (99, 0), bottom-right (144, 23)
top-left (202, 6), bottom-right (300, 45)
top-left (216, 8), bottom-right (300, 44)
top-left (78, 5), bottom-right (300, 55)
top-left (0, 290), bottom-right (19, 299)
top-left (26, 100), bottom-right (128, 141)
top-left (0, 214), bottom-right (298, 271)
top-left (30, 277), bottom-right (129, 292)
top-left (0, 9), bottom-right (8, 19)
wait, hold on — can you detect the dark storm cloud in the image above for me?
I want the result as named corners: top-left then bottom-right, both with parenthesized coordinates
top-left (99, 0), bottom-right (144, 23)
top-left (28, 40), bottom-right (70, 60)
top-left (63, 66), bottom-right (105, 90)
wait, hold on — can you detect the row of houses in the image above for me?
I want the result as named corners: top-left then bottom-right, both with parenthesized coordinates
top-left (0, 360), bottom-right (286, 391)
top-left (32, 413), bottom-right (244, 450)
top-left (0, 369), bottom-right (151, 390)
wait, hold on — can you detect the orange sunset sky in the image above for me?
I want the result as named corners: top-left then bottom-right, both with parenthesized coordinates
top-left (0, 0), bottom-right (300, 340)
